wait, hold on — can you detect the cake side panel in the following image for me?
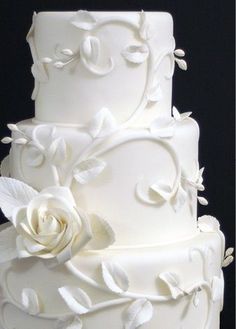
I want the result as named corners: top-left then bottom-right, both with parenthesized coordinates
top-left (31, 11), bottom-right (175, 125)
top-left (8, 118), bottom-right (199, 246)
top-left (0, 229), bottom-right (225, 329)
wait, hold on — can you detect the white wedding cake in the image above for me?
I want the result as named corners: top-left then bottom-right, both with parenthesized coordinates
top-left (0, 11), bottom-right (233, 329)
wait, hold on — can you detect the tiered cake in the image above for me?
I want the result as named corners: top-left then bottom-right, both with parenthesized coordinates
top-left (0, 11), bottom-right (233, 329)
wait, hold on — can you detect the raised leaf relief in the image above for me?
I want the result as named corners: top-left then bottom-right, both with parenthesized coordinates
top-left (0, 155), bottom-right (10, 177)
top-left (70, 10), bottom-right (97, 31)
top-left (56, 316), bottom-right (83, 329)
top-left (25, 146), bottom-right (45, 167)
top-left (59, 286), bottom-right (92, 314)
top-left (73, 158), bottom-right (106, 184)
top-left (171, 184), bottom-right (188, 212)
top-left (85, 214), bottom-right (115, 250)
top-left (102, 261), bottom-right (129, 293)
top-left (147, 83), bottom-right (163, 103)
top-left (26, 12), bottom-right (36, 42)
top-left (48, 137), bottom-right (68, 165)
top-left (0, 177), bottom-right (38, 219)
top-left (123, 298), bottom-right (153, 329)
top-left (87, 108), bottom-right (118, 138)
top-left (197, 215), bottom-right (220, 233)
top-left (159, 272), bottom-right (182, 299)
top-left (122, 45), bottom-right (149, 64)
top-left (21, 288), bottom-right (42, 315)
top-left (31, 61), bottom-right (49, 83)
top-left (150, 182), bottom-right (173, 201)
top-left (81, 36), bottom-right (100, 65)
top-left (0, 224), bottom-right (17, 263)
top-left (14, 138), bottom-right (28, 145)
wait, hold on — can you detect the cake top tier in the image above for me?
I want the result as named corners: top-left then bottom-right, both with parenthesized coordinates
top-left (28, 11), bottom-right (184, 126)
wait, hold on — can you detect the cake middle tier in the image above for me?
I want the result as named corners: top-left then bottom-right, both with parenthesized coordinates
top-left (9, 117), bottom-right (200, 246)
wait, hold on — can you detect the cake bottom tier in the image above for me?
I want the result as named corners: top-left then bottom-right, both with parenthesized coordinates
top-left (0, 225), bottom-right (225, 329)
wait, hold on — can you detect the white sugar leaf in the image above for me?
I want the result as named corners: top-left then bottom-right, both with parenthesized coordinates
top-left (86, 214), bottom-right (115, 250)
top-left (22, 288), bottom-right (42, 315)
top-left (7, 124), bottom-right (20, 132)
top-left (172, 184), bottom-right (188, 212)
top-left (33, 125), bottom-right (56, 147)
top-left (61, 49), bottom-right (74, 56)
top-left (1, 137), bottom-right (13, 144)
top-left (14, 138), bottom-right (28, 145)
top-left (122, 45), bottom-right (149, 64)
top-left (48, 137), bottom-right (68, 165)
top-left (73, 158), bottom-right (106, 184)
top-left (174, 49), bottom-right (185, 57)
top-left (198, 196), bottom-right (208, 206)
top-left (0, 177), bottom-right (38, 219)
top-left (81, 36), bottom-right (100, 65)
top-left (59, 286), bottom-right (92, 315)
top-left (31, 62), bottom-right (48, 83)
top-left (139, 11), bottom-right (151, 40)
top-left (147, 84), bottom-right (163, 102)
top-left (150, 117), bottom-right (175, 138)
top-left (54, 61), bottom-right (65, 69)
top-left (211, 275), bottom-right (224, 303)
top-left (180, 112), bottom-right (192, 120)
top-left (41, 57), bottom-right (53, 64)
top-left (87, 108), bottom-right (118, 138)
top-left (197, 215), bottom-right (220, 233)
top-left (222, 255), bottom-right (234, 268)
top-left (123, 298), bottom-right (153, 329)
top-left (136, 178), bottom-right (160, 205)
top-left (172, 106), bottom-right (181, 121)
top-left (26, 12), bottom-right (36, 42)
top-left (175, 58), bottom-right (187, 71)
top-left (150, 182), bottom-right (172, 201)
top-left (225, 247), bottom-right (234, 257)
top-left (25, 146), bottom-right (45, 167)
top-left (70, 10), bottom-right (97, 31)
top-left (0, 155), bottom-right (10, 177)
top-left (159, 272), bottom-right (182, 299)
top-left (102, 261), bottom-right (129, 293)
top-left (0, 225), bottom-right (17, 263)
top-left (193, 293), bottom-right (200, 307)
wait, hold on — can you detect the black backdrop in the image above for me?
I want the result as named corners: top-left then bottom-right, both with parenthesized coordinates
top-left (0, 1), bottom-right (234, 328)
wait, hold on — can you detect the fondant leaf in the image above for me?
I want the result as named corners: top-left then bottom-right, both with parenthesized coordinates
top-left (33, 125), bottom-right (56, 148)
top-left (197, 196), bottom-right (208, 206)
top-left (48, 137), bottom-right (68, 165)
top-left (26, 12), bottom-right (36, 42)
top-left (7, 124), bottom-right (20, 132)
top-left (1, 137), bottom-right (13, 144)
top-left (0, 155), bottom-right (10, 177)
top-left (25, 146), bottom-right (45, 167)
top-left (172, 106), bottom-right (192, 121)
top-left (86, 214), bottom-right (115, 250)
top-left (147, 83), bottom-right (163, 102)
top-left (102, 261), bottom-right (129, 293)
top-left (150, 182), bottom-right (172, 201)
top-left (56, 316), bottom-right (83, 329)
top-left (87, 108), bottom-right (118, 138)
top-left (13, 138), bottom-right (28, 145)
top-left (21, 288), bottom-right (42, 315)
top-left (175, 58), bottom-right (187, 71)
top-left (73, 158), bottom-right (106, 184)
top-left (123, 298), bottom-right (153, 329)
top-left (159, 272), bottom-right (182, 299)
top-left (0, 177), bottom-right (38, 219)
top-left (197, 215), bottom-right (220, 233)
top-left (174, 49), bottom-right (185, 57)
top-left (61, 49), bottom-right (74, 56)
top-left (54, 61), bottom-right (65, 69)
top-left (70, 10), bottom-right (97, 31)
top-left (122, 45), bottom-right (149, 64)
top-left (225, 247), bottom-right (234, 257)
top-left (31, 61), bottom-right (48, 83)
top-left (222, 255), bottom-right (234, 268)
top-left (81, 36), bottom-right (100, 65)
top-left (0, 224), bottom-right (17, 263)
top-left (59, 286), bottom-right (92, 315)
top-left (41, 57), bottom-right (53, 64)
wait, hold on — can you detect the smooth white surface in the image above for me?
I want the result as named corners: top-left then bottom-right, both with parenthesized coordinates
top-left (32, 11), bottom-right (174, 125)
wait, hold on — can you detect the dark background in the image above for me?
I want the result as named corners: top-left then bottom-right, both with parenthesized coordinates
top-left (0, 1), bottom-right (234, 328)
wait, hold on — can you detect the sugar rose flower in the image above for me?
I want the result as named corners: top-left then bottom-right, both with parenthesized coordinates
top-left (0, 178), bottom-right (115, 265)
